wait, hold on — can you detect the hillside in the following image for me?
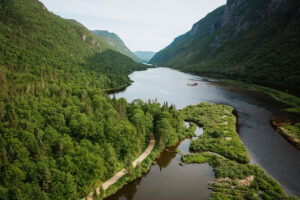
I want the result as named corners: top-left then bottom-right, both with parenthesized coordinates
top-left (93, 30), bottom-right (142, 63)
top-left (150, 0), bottom-right (300, 95)
top-left (0, 0), bottom-right (186, 199)
top-left (134, 51), bottom-right (156, 63)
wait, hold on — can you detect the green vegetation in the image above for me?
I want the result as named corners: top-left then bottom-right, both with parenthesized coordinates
top-left (0, 0), bottom-right (189, 199)
top-left (183, 121), bottom-right (197, 138)
top-left (221, 79), bottom-right (300, 149)
top-left (0, 0), bottom-right (146, 90)
top-left (222, 79), bottom-right (300, 114)
top-left (90, 101), bottom-right (192, 199)
top-left (278, 123), bottom-right (300, 148)
top-left (181, 103), bottom-right (297, 199)
top-left (181, 103), bottom-right (249, 163)
top-left (182, 153), bottom-right (297, 200)
top-left (93, 30), bottom-right (142, 63)
top-left (150, 0), bottom-right (300, 95)
top-left (102, 148), bottom-right (161, 198)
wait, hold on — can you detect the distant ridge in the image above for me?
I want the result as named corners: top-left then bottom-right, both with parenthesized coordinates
top-left (150, 0), bottom-right (300, 94)
top-left (134, 51), bottom-right (156, 63)
top-left (93, 30), bottom-right (142, 63)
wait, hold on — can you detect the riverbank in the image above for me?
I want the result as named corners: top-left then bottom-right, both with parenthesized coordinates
top-left (220, 79), bottom-right (300, 114)
top-left (111, 67), bottom-right (300, 197)
top-left (180, 103), bottom-right (298, 199)
top-left (271, 116), bottom-right (300, 149)
top-left (83, 116), bottom-right (196, 199)
top-left (220, 79), bottom-right (300, 150)
top-left (102, 84), bottom-right (131, 94)
top-left (83, 135), bottom-right (155, 200)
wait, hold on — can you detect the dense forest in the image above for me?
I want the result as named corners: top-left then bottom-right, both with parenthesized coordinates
top-left (150, 0), bottom-right (300, 95)
top-left (0, 0), bottom-right (187, 199)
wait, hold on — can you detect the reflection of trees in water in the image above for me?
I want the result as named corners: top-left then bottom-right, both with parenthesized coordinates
top-left (105, 172), bottom-right (145, 200)
top-left (106, 144), bottom-right (180, 200)
top-left (156, 145), bottom-right (178, 171)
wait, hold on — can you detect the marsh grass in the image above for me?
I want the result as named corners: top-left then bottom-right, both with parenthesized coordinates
top-left (181, 103), bottom-right (250, 163)
top-left (181, 103), bottom-right (298, 200)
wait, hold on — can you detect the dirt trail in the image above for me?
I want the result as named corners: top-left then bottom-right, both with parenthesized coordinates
top-left (84, 135), bottom-right (155, 200)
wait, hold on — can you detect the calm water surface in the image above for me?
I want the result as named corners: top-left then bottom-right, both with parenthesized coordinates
top-left (108, 67), bottom-right (300, 199)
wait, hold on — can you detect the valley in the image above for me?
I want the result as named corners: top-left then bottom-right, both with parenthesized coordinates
top-left (0, 0), bottom-right (299, 199)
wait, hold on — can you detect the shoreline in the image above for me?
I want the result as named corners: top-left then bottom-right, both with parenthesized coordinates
top-left (173, 66), bottom-right (300, 149)
top-left (219, 79), bottom-right (300, 150)
top-left (271, 116), bottom-right (300, 149)
top-left (102, 84), bottom-right (131, 94)
top-left (83, 135), bottom-right (155, 200)
top-left (200, 75), bottom-right (300, 150)
top-left (96, 118), bottom-right (200, 199)
top-left (180, 103), bottom-right (297, 199)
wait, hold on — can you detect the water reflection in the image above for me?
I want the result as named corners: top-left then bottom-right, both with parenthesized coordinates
top-left (156, 147), bottom-right (177, 171)
top-left (110, 67), bottom-right (300, 197)
top-left (107, 125), bottom-right (212, 200)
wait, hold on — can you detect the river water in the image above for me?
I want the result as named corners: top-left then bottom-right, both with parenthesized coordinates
top-left (108, 67), bottom-right (300, 199)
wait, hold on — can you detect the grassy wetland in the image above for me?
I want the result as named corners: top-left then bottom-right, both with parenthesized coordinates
top-left (180, 103), bottom-right (298, 200)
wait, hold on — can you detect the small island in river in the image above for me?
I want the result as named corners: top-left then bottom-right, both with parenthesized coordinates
top-left (187, 83), bottom-right (198, 86)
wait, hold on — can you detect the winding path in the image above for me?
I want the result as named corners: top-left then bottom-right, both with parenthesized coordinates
top-left (84, 135), bottom-right (155, 200)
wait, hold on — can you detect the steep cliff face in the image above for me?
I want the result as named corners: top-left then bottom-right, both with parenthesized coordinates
top-left (150, 0), bottom-right (300, 94)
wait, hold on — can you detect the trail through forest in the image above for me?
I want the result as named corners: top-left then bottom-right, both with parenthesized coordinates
top-left (84, 135), bottom-right (155, 200)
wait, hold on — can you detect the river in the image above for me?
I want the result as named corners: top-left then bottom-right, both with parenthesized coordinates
top-left (107, 67), bottom-right (300, 199)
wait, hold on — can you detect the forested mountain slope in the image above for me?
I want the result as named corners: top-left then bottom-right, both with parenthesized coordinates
top-left (0, 0), bottom-right (185, 199)
top-left (93, 30), bottom-right (142, 63)
top-left (150, 0), bottom-right (300, 94)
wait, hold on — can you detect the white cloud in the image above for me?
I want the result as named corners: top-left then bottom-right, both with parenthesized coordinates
top-left (40, 0), bottom-right (226, 52)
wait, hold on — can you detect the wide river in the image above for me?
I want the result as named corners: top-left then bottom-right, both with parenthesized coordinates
top-left (108, 67), bottom-right (300, 199)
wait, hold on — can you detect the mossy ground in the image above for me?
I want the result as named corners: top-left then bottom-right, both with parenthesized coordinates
top-left (181, 103), bottom-right (298, 200)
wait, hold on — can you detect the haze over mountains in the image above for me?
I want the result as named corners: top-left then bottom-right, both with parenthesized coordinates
top-left (134, 51), bottom-right (156, 63)
top-left (151, 0), bottom-right (300, 94)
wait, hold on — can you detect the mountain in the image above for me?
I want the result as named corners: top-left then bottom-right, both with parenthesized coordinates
top-left (93, 30), bottom-right (142, 63)
top-left (150, 0), bottom-right (300, 94)
top-left (134, 51), bottom-right (156, 63)
top-left (0, 0), bottom-right (146, 88)
top-left (0, 0), bottom-right (176, 199)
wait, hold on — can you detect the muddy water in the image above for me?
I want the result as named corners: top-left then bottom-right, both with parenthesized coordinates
top-left (108, 67), bottom-right (300, 198)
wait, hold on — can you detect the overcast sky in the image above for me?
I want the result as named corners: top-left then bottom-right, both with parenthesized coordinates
top-left (40, 0), bottom-right (226, 52)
